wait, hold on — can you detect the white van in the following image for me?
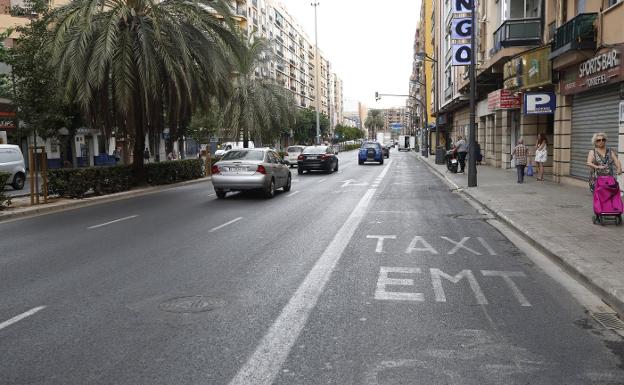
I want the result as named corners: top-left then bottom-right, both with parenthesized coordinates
top-left (214, 141), bottom-right (255, 158)
top-left (0, 144), bottom-right (26, 190)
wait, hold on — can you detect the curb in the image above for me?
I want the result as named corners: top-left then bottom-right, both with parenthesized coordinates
top-left (0, 176), bottom-right (212, 223)
top-left (417, 154), bottom-right (624, 316)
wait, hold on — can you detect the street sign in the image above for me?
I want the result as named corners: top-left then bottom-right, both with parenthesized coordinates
top-left (210, 137), bottom-right (219, 143)
top-left (524, 92), bottom-right (556, 115)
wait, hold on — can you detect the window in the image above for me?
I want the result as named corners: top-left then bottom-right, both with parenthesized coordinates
top-left (502, 0), bottom-right (541, 19)
top-left (607, 0), bottom-right (621, 7)
top-left (221, 150), bottom-right (265, 161)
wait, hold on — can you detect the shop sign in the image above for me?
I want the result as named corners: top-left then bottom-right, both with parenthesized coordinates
top-left (488, 89), bottom-right (521, 111)
top-left (524, 92), bottom-right (556, 114)
top-left (504, 46), bottom-right (552, 90)
top-left (561, 46), bottom-right (623, 95)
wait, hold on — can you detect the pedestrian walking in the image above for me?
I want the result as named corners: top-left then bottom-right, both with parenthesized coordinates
top-left (512, 138), bottom-right (529, 184)
top-left (143, 147), bottom-right (150, 164)
top-left (455, 135), bottom-right (468, 173)
top-left (534, 133), bottom-right (548, 181)
top-left (586, 132), bottom-right (622, 192)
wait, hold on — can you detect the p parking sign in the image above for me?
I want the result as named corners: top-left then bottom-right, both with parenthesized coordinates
top-left (523, 92), bottom-right (556, 114)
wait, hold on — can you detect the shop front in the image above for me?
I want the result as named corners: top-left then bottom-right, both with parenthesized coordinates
top-left (560, 45), bottom-right (623, 180)
top-left (504, 46), bottom-right (555, 174)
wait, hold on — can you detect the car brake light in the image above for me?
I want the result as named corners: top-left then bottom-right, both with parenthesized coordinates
top-left (297, 155), bottom-right (304, 160)
top-left (256, 165), bottom-right (267, 174)
top-left (211, 165), bottom-right (220, 174)
top-left (321, 154), bottom-right (330, 160)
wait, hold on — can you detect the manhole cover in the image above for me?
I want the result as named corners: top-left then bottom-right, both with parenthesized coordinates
top-left (591, 312), bottom-right (624, 330)
top-left (159, 296), bottom-right (225, 313)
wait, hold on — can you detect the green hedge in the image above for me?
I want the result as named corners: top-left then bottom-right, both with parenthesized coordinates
top-left (145, 159), bottom-right (204, 185)
top-left (340, 144), bottom-right (361, 151)
top-left (47, 165), bottom-right (134, 198)
top-left (0, 171), bottom-right (11, 210)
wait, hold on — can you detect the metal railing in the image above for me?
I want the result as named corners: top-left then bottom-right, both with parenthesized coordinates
top-left (492, 18), bottom-right (542, 52)
top-left (551, 13), bottom-right (597, 58)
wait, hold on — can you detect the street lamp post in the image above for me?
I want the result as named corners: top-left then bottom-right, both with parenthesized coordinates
top-left (414, 52), bottom-right (439, 160)
top-left (467, 1), bottom-right (477, 187)
top-left (311, 2), bottom-right (321, 145)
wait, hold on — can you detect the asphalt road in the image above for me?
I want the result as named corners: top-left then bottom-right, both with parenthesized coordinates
top-left (1, 149), bottom-right (623, 385)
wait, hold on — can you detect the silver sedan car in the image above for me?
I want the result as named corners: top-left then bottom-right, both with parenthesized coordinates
top-left (211, 148), bottom-right (292, 199)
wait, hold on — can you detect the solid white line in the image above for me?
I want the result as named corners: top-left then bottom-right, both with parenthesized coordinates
top-left (229, 160), bottom-right (392, 385)
top-left (209, 217), bottom-right (243, 233)
top-left (0, 306), bottom-right (46, 331)
top-left (87, 215), bottom-right (138, 229)
top-left (286, 191), bottom-right (300, 198)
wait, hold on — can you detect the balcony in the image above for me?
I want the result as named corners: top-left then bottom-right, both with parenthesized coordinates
top-left (550, 13), bottom-right (597, 59)
top-left (492, 18), bottom-right (542, 53)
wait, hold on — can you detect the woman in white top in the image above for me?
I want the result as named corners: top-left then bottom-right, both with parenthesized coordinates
top-left (534, 133), bottom-right (548, 181)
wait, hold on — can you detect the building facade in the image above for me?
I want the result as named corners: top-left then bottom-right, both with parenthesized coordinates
top-left (416, 0), bottom-right (623, 185)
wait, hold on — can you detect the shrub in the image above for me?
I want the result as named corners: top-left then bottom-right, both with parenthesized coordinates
top-left (0, 171), bottom-right (11, 209)
top-left (47, 165), bottom-right (133, 198)
top-left (144, 159), bottom-right (204, 185)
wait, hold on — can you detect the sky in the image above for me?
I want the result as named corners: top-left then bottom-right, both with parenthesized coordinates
top-left (280, 0), bottom-right (422, 112)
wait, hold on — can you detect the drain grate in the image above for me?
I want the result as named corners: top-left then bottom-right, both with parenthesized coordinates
top-left (591, 312), bottom-right (624, 330)
top-left (159, 296), bottom-right (226, 313)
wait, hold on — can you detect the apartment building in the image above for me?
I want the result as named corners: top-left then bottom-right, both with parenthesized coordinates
top-left (382, 107), bottom-right (409, 134)
top-left (421, 0), bottom-right (623, 185)
top-left (246, 0), bottom-right (344, 129)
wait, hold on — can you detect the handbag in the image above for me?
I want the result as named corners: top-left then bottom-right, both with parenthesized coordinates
top-left (527, 162), bottom-right (534, 176)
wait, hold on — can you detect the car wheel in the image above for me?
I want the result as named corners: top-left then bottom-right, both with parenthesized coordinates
top-left (298, 168), bottom-right (304, 175)
top-left (380, 158), bottom-right (384, 165)
top-left (283, 175), bottom-right (292, 192)
top-left (358, 160), bottom-right (364, 165)
top-left (264, 178), bottom-right (276, 199)
top-left (216, 190), bottom-right (226, 199)
top-left (334, 161), bottom-right (339, 172)
top-left (12, 172), bottom-right (25, 190)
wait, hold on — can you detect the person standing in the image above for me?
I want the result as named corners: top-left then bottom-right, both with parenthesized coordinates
top-left (455, 135), bottom-right (468, 173)
top-left (534, 133), bottom-right (548, 181)
top-left (586, 132), bottom-right (622, 191)
top-left (512, 138), bottom-right (529, 184)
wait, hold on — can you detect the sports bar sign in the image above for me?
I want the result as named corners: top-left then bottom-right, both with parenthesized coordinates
top-left (560, 45), bottom-right (623, 95)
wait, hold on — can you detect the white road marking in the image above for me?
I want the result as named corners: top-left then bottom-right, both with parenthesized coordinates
top-left (208, 217), bottom-right (243, 233)
top-left (318, 178), bottom-right (327, 183)
top-left (87, 215), bottom-right (139, 229)
top-left (375, 267), bottom-right (424, 301)
top-left (286, 191), bottom-right (300, 198)
top-left (366, 235), bottom-right (397, 253)
top-left (430, 268), bottom-right (488, 304)
top-left (477, 237), bottom-right (497, 255)
top-left (482, 270), bottom-right (531, 306)
top-left (229, 160), bottom-right (392, 385)
top-left (0, 306), bottom-right (46, 331)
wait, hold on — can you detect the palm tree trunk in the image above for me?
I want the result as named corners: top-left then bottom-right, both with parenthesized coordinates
top-left (132, 88), bottom-right (146, 180)
top-left (243, 128), bottom-right (249, 148)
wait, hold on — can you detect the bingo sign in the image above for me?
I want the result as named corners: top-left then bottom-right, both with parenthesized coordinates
top-left (524, 92), bottom-right (556, 115)
top-left (452, 0), bottom-right (474, 66)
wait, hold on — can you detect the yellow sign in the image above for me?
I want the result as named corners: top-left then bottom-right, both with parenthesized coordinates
top-left (504, 46), bottom-right (552, 90)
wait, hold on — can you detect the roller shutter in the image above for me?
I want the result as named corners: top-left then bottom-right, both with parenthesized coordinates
top-left (570, 85), bottom-right (620, 179)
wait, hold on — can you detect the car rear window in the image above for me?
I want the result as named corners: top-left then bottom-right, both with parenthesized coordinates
top-left (287, 146), bottom-right (304, 153)
top-left (221, 150), bottom-right (265, 161)
top-left (302, 146), bottom-right (328, 154)
top-left (361, 143), bottom-right (380, 149)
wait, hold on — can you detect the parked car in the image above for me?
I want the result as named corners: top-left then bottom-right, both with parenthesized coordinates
top-left (297, 145), bottom-right (338, 174)
top-left (211, 148), bottom-right (291, 199)
top-left (285, 145), bottom-right (305, 167)
top-left (0, 144), bottom-right (26, 190)
top-left (358, 141), bottom-right (384, 165)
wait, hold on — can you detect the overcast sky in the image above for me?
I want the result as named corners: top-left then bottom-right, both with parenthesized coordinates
top-left (280, 0), bottom-right (422, 111)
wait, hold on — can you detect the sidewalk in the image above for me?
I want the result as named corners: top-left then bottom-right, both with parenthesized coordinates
top-left (418, 154), bottom-right (624, 315)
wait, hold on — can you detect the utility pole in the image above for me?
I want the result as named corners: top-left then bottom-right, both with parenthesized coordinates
top-left (467, 0), bottom-right (477, 187)
top-left (312, 2), bottom-right (321, 145)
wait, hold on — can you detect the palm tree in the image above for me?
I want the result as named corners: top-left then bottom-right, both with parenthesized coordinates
top-left (365, 109), bottom-right (384, 139)
top-left (47, 0), bottom-right (240, 172)
top-left (221, 36), bottom-right (295, 148)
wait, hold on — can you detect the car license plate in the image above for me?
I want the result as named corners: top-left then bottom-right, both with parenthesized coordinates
top-left (229, 167), bottom-right (245, 172)
top-left (306, 156), bottom-right (317, 160)
top-left (451, 159), bottom-right (458, 164)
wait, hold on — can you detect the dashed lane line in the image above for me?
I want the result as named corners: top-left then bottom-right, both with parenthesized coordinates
top-left (0, 306), bottom-right (46, 332)
top-left (87, 215), bottom-right (139, 230)
top-left (208, 217), bottom-right (243, 233)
